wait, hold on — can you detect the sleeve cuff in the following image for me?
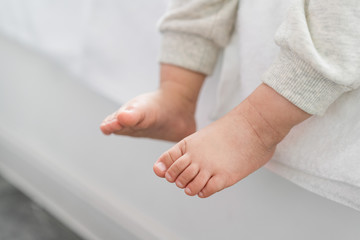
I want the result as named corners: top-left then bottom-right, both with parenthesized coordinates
top-left (159, 32), bottom-right (221, 75)
top-left (262, 49), bottom-right (348, 115)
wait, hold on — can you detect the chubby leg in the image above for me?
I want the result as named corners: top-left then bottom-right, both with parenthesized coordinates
top-left (153, 84), bottom-right (311, 197)
top-left (100, 64), bottom-right (205, 142)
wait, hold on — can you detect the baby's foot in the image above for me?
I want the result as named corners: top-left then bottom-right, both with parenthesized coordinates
top-left (100, 64), bottom-right (205, 141)
top-left (100, 89), bottom-right (197, 142)
top-left (153, 100), bottom-right (281, 198)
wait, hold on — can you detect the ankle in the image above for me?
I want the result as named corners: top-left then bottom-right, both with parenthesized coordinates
top-left (157, 83), bottom-right (197, 116)
top-left (160, 64), bottom-right (205, 108)
top-left (235, 99), bottom-right (283, 150)
top-left (239, 83), bottom-right (311, 148)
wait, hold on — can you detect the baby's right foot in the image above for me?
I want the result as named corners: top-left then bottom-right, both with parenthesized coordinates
top-left (100, 64), bottom-right (205, 141)
top-left (100, 89), bottom-right (197, 142)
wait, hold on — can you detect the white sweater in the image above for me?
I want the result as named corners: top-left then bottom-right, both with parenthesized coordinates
top-left (158, 0), bottom-right (360, 115)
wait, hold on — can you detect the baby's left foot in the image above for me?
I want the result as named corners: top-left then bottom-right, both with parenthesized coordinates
top-left (153, 84), bottom-right (310, 198)
top-left (153, 100), bottom-right (278, 198)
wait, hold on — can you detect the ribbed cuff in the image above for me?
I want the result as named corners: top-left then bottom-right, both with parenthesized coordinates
top-left (262, 49), bottom-right (348, 115)
top-left (159, 32), bottom-right (221, 75)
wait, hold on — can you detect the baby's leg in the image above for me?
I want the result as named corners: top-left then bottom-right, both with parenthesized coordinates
top-left (153, 84), bottom-right (311, 197)
top-left (100, 64), bottom-right (205, 142)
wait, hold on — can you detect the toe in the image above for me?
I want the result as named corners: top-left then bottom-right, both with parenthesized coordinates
top-left (100, 112), bottom-right (121, 134)
top-left (103, 112), bottom-right (116, 123)
top-left (153, 143), bottom-right (183, 178)
top-left (198, 175), bottom-right (227, 198)
top-left (175, 164), bottom-right (199, 189)
top-left (165, 155), bottom-right (191, 183)
top-left (184, 171), bottom-right (211, 196)
top-left (117, 102), bottom-right (146, 128)
top-left (100, 123), bottom-right (111, 135)
top-left (100, 120), bottom-right (119, 135)
top-left (108, 119), bottom-right (124, 132)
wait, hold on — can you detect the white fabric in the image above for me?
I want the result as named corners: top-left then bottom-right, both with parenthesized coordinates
top-left (214, 0), bottom-right (360, 211)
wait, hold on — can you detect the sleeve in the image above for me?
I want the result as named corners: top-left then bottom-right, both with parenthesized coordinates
top-left (158, 0), bottom-right (239, 75)
top-left (262, 0), bottom-right (360, 115)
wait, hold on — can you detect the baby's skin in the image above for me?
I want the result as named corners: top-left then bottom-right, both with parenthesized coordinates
top-left (100, 64), bottom-right (310, 198)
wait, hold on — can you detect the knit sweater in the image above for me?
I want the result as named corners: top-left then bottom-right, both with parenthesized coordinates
top-left (158, 0), bottom-right (360, 115)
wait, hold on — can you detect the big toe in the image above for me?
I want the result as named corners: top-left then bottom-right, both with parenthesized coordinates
top-left (153, 161), bottom-right (168, 178)
top-left (117, 107), bottom-right (144, 127)
top-left (100, 112), bottom-right (122, 134)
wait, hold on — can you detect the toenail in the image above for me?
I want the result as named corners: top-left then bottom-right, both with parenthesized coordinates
top-left (155, 162), bottom-right (167, 172)
top-left (165, 172), bottom-right (172, 181)
top-left (176, 181), bottom-right (184, 188)
top-left (185, 188), bottom-right (191, 195)
top-left (105, 118), bottom-right (115, 123)
top-left (198, 192), bottom-right (204, 198)
top-left (109, 119), bottom-right (118, 124)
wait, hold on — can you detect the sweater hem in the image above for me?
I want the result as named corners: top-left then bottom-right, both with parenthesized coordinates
top-left (159, 32), bottom-right (220, 75)
top-left (262, 49), bottom-right (347, 115)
